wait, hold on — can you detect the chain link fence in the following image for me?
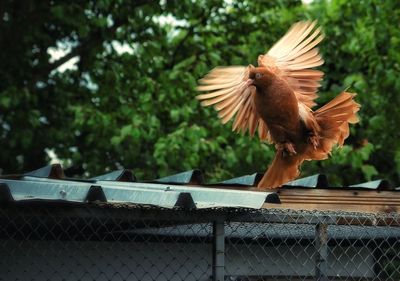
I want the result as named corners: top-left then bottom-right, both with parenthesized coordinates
top-left (0, 203), bottom-right (399, 281)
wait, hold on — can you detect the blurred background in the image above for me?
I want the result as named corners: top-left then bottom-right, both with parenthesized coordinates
top-left (0, 0), bottom-right (399, 185)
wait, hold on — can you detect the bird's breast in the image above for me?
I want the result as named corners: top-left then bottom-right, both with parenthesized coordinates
top-left (254, 79), bottom-right (299, 123)
top-left (253, 78), bottom-right (302, 142)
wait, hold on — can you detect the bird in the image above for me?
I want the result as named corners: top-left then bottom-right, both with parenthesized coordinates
top-left (196, 21), bottom-right (360, 189)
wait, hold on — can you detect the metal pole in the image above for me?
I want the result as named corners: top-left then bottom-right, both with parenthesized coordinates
top-left (212, 220), bottom-right (225, 281)
top-left (315, 223), bottom-right (328, 281)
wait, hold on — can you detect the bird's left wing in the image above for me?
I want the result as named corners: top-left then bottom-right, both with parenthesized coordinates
top-left (196, 66), bottom-right (271, 142)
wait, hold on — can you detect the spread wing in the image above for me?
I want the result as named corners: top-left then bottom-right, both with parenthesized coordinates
top-left (258, 21), bottom-right (325, 108)
top-left (196, 66), bottom-right (271, 142)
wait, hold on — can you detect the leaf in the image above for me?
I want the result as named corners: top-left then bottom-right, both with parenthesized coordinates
top-left (361, 165), bottom-right (378, 181)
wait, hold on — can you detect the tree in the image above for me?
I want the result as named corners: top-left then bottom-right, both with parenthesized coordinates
top-left (0, 0), bottom-right (398, 185)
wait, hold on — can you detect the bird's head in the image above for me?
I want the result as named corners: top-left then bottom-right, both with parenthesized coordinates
top-left (246, 65), bottom-right (271, 88)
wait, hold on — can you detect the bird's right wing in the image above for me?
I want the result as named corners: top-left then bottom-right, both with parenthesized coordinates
top-left (196, 66), bottom-right (271, 142)
top-left (258, 21), bottom-right (324, 108)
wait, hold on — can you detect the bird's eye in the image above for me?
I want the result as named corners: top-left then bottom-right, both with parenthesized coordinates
top-left (255, 73), bottom-right (263, 79)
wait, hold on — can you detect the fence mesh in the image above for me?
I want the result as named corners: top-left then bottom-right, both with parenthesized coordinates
top-left (0, 204), bottom-right (399, 281)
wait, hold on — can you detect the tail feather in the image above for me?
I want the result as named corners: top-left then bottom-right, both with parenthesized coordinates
top-left (314, 91), bottom-right (360, 149)
top-left (258, 91), bottom-right (360, 189)
top-left (317, 104), bottom-right (357, 118)
top-left (257, 151), bottom-right (302, 189)
top-left (316, 92), bottom-right (358, 114)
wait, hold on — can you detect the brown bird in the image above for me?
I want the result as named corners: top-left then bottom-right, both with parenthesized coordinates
top-left (196, 21), bottom-right (360, 189)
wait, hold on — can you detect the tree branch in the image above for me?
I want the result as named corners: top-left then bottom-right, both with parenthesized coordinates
top-left (166, 9), bottom-right (209, 69)
top-left (35, 0), bottom-right (154, 80)
top-left (48, 48), bottom-right (81, 73)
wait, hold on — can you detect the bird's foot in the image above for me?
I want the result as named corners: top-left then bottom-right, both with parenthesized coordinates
top-left (309, 134), bottom-right (320, 149)
top-left (276, 142), bottom-right (297, 157)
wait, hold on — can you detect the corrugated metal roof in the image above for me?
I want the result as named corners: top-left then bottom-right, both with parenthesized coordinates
top-left (1, 164), bottom-right (398, 211)
top-left (0, 164), bottom-right (279, 209)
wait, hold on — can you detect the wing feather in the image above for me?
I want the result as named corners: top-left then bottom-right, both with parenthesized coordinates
top-left (259, 21), bottom-right (325, 108)
top-left (232, 92), bottom-right (252, 131)
top-left (196, 66), bottom-right (271, 141)
top-left (196, 86), bottom-right (238, 100)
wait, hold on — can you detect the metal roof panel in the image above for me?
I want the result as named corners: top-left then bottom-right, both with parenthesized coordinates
top-left (90, 169), bottom-right (136, 182)
top-left (219, 173), bottom-right (263, 186)
top-left (93, 180), bottom-right (276, 209)
top-left (349, 179), bottom-right (392, 190)
top-left (24, 164), bottom-right (65, 179)
top-left (284, 174), bottom-right (328, 188)
top-left (1, 177), bottom-right (186, 208)
top-left (154, 170), bottom-right (204, 185)
top-left (1, 178), bottom-right (93, 202)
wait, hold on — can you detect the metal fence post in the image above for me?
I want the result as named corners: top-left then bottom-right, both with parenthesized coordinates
top-left (315, 223), bottom-right (328, 281)
top-left (212, 220), bottom-right (225, 281)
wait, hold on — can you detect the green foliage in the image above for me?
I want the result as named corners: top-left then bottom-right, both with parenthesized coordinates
top-left (0, 0), bottom-right (398, 185)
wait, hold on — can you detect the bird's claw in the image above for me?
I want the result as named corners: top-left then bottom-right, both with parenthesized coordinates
top-left (309, 135), bottom-right (320, 149)
top-left (276, 142), bottom-right (297, 157)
